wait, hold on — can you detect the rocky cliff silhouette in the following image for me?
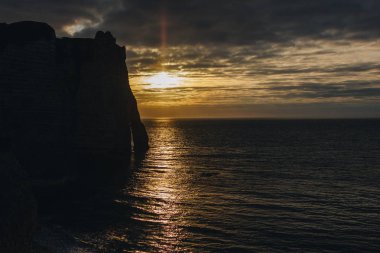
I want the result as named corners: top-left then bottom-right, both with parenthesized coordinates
top-left (0, 21), bottom-right (149, 251)
top-left (0, 21), bottom-right (148, 178)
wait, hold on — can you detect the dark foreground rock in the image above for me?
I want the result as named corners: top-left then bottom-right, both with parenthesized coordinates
top-left (0, 21), bottom-right (150, 252)
top-left (0, 21), bottom-right (148, 179)
top-left (0, 152), bottom-right (37, 251)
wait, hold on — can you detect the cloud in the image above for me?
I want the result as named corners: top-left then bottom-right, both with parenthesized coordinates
top-left (3, 0), bottom-right (373, 46)
top-left (2, 0), bottom-right (380, 51)
top-left (71, 0), bottom-right (380, 46)
top-left (2, 0), bottom-right (380, 117)
top-left (0, 0), bottom-right (123, 36)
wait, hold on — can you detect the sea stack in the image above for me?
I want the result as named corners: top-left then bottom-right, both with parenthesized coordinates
top-left (0, 21), bottom-right (148, 177)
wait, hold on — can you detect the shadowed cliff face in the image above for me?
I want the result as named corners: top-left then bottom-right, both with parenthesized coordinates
top-left (0, 21), bottom-right (148, 178)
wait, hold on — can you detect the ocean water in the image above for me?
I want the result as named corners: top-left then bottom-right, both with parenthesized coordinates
top-left (40, 119), bottom-right (380, 253)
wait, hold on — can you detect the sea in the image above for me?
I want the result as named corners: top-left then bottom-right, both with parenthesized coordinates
top-left (37, 119), bottom-right (380, 253)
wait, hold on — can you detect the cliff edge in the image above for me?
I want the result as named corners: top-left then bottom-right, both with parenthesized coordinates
top-left (0, 21), bottom-right (149, 177)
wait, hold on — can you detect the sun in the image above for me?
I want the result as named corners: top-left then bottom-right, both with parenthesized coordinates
top-left (145, 72), bottom-right (182, 88)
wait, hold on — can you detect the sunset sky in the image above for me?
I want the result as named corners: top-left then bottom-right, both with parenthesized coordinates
top-left (2, 0), bottom-right (380, 118)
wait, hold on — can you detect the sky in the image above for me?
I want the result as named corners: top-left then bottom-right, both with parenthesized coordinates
top-left (1, 0), bottom-right (380, 118)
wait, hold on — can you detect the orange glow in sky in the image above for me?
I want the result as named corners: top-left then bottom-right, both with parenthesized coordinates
top-left (144, 72), bottom-right (183, 89)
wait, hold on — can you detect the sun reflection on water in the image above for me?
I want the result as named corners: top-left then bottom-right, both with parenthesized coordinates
top-left (125, 120), bottom-right (192, 252)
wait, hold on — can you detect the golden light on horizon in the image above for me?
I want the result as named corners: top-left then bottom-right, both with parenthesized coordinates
top-left (145, 72), bottom-right (183, 89)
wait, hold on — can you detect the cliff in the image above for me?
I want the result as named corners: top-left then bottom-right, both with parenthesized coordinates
top-left (0, 21), bottom-right (149, 178)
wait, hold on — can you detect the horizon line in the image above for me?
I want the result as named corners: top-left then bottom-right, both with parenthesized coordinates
top-left (141, 117), bottom-right (380, 120)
